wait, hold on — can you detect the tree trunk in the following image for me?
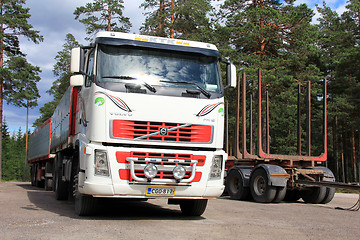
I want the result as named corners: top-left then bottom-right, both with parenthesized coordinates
top-left (333, 116), bottom-right (339, 180)
top-left (351, 127), bottom-right (356, 182)
top-left (23, 104), bottom-right (29, 181)
top-left (170, 0), bottom-right (175, 38)
top-left (344, 129), bottom-right (348, 183)
top-left (107, 2), bottom-right (111, 31)
top-left (340, 132), bottom-right (345, 182)
top-left (158, 0), bottom-right (164, 34)
top-left (0, 1), bottom-right (4, 181)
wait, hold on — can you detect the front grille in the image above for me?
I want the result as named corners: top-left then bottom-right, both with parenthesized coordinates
top-left (117, 151), bottom-right (205, 183)
top-left (112, 120), bottom-right (212, 143)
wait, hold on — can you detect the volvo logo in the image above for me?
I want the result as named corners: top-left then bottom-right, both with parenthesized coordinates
top-left (159, 127), bottom-right (168, 136)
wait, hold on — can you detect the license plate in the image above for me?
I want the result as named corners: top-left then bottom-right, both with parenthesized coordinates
top-left (146, 186), bottom-right (176, 196)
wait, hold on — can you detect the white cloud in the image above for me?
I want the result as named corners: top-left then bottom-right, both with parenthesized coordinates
top-left (5, 0), bottom-right (348, 132)
top-left (336, 3), bottom-right (347, 15)
top-left (4, 0), bottom-right (146, 132)
top-left (293, 0), bottom-right (347, 23)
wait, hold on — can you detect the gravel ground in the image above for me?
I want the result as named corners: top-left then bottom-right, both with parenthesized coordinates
top-left (0, 182), bottom-right (359, 240)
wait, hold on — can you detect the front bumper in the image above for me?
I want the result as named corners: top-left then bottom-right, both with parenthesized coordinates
top-left (79, 143), bottom-right (226, 199)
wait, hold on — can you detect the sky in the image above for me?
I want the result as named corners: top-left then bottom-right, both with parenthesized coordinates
top-left (3, 0), bottom-right (348, 133)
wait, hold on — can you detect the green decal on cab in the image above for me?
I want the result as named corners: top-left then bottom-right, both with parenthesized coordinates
top-left (218, 108), bottom-right (224, 116)
top-left (95, 97), bottom-right (105, 106)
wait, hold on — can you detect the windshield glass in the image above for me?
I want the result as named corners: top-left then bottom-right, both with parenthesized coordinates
top-left (97, 44), bottom-right (221, 93)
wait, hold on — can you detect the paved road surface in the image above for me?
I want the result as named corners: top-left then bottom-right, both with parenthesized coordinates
top-left (0, 182), bottom-right (359, 240)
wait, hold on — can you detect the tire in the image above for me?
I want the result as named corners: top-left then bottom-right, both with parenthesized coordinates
top-left (44, 162), bottom-right (53, 191)
top-left (30, 165), bottom-right (36, 186)
top-left (272, 186), bottom-right (287, 203)
top-left (45, 178), bottom-right (53, 191)
top-left (321, 187), bottom-right (336, 204)
top-left (179, 199), bottom-right (208, 216)
top-left (75, 194), bottom-right (97, 216)
top-left (250, 168), bottom-right (276, 203)
top-left (226, 169), bottom-right (250, 200)
top-left (74, 158), bottom-right (96, 216)
top-left (284, 189), bottom-right (301, 202)
top-left (301, 187), bottom-right (326, 204)
top-left (54, 154), bottom-right (68, 200)
top-left (35, 163), bottom-right (44, 188)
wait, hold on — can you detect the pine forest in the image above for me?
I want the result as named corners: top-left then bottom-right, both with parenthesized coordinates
top-left (0, 0), bottom-right (360, 184)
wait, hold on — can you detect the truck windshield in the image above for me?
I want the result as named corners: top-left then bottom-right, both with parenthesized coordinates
top-left (97, 44), bottom-right (222, 93)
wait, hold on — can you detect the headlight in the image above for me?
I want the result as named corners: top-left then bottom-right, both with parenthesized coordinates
top-left (173, 165), bottom-right (186, 180)
top-left (95, 150), bottom-right (109, 176)
top-left (144, 163), bottom-right (158, 179)
top-left (210, 155), bottom-right (223, 179)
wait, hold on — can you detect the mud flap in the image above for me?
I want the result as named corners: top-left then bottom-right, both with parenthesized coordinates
top-left (254, 164), bottom-right (289, 187)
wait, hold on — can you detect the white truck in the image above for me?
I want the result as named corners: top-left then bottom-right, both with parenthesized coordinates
top-left (28, 31), bottom-right (236, 216)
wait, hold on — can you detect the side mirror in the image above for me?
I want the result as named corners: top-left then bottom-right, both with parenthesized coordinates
top-left (70, 75), bottom-right (84, 87)
top-left (70, 47), bottom-right (82, 73)
top-left (225, 62), bottom-right (237, 89)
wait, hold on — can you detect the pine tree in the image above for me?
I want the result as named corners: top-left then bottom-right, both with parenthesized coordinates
top-left (216, 0), bottom-right (322, 155)
top-left (1, 118), bottom-right (10, 179)
top-left (317, 1), bottom-right (360, 183)
top-left (33, 34), bottom-right (80, 127)
top-left (140, 0), bottom-right (213, 41)
top-left (3, 56), bottom-right (41, 108)
top-left (74, 0), bottom-right (131, 40)
top-left (1, 120), bottom-right (26, 181)
top-left (0, 0), bottom-right (43, 181)
top-left (2, 56), bottom-right (40, 180)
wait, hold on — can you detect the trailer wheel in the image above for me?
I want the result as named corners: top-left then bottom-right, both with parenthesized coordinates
top-left (44, 178), bottom-right (52, 191)
top-left (321, 187), bottom-right (336, 204)
top-left (226, 169), bottom-right (250, 200)
top-left (35, 163), bottom-right (44, 188)
top-left (30, 165), bottom-right (36, 186)
top-left (301, 187), bottom-right (326, 204)
top-left (250, 168), bottom-right (276, 203)
top-left (179, 199), bottom-right (208, 216)
top-left (44, 162), bottom-right (53, 191)
top-left (284, 189), bottom-right (301, 202)
top-left (272, 186), bottom-right (287, 203)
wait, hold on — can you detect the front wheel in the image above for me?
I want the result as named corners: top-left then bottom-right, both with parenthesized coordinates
top-left (73, 165), bottom-right (96, 216)
top-left (75, 193), bottom-right (97, 216)
top-left (179, 199), bottom-right (208, 216)
top-left (250, 168), bottom-right (277, 203)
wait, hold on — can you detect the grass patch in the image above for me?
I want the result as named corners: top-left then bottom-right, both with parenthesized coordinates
top-left (336, 189), bottom-right (360, 194)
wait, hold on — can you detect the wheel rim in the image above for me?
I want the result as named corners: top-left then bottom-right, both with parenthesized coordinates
top-left (230, 176), bottom-right (240, 193)
top-left (254, 175), bottom-right (266, 196)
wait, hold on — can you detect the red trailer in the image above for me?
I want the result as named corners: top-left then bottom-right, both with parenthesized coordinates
top-left (224, 70), bottom-right (338, 204)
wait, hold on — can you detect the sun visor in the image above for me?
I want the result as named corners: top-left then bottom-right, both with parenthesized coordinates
top-left (95, 37), bottom-right (221, 58)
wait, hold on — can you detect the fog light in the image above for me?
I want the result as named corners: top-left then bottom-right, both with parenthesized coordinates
top-left (144, 163), bottom-right (158, 179)
top-left (173, 165), bottom-right (186, 180)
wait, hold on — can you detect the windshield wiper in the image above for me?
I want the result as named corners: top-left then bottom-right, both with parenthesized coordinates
top-left (102, 76), bottom-right (156, 93)
top-left (102, 75), bottom-right (135, 80)
top-left (160, 80), bottom-right (211, 98)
